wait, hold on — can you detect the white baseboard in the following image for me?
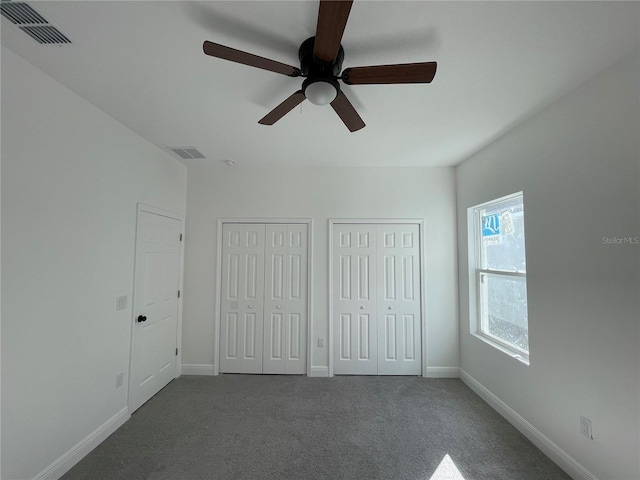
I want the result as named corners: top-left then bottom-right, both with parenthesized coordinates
top-left (425, 366), bottom-right (460, 378)
top-left (181, 364), bottom-right (215, 375)
top-left (33, 407), bottom-right (129, 480)
top-left (459, 369), bottom-right (598, 480)
top-left (309, 366), bottom-right (329, 377)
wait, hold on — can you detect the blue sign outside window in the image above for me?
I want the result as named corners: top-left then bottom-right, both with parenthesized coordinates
top-left (482, 214), bottom-right (501, 236)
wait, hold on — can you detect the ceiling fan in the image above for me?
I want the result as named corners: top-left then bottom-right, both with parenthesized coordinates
top-left (202, 0), bottom-right (437, 132)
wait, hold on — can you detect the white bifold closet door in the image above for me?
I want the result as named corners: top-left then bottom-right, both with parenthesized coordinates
top-left (333, 225), bottom-right (378, 375)
top-left (219, 224), bottom-right (266, 374)
top-left (333, 223), bottom-right (421, 375)
top-left (376, 224), bottom-right (421, 375)
top-left (263, 224), bottom-right (308, 374)
top-left (220, 223), bottom-right (307, 374)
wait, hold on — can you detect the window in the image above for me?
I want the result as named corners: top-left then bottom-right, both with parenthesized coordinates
top-left (470, 192), bottom-right (529, 361)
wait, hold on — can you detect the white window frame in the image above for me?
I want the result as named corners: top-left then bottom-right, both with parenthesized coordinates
top-left (469, 192), bottom-right (529, 364)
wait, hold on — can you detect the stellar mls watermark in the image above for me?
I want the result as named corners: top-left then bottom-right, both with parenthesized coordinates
top-left (602, 236), bottom-right (639, 245)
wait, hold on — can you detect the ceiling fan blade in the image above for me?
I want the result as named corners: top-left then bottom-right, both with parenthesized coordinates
top-left (342, 62), bottom-right (437, 85)
top-left (258, 90), bottom-right (306, 125)
top-left (203, 41), bottom-right (301, 77)
top-left (330, 91), bottom-right (365, 132)
top-left (313, 0), bottom-right (353, 64)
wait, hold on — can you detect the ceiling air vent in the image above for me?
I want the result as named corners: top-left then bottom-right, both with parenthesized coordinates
top-left (1, 1), bottom-right (71, 45)
top-left (167, 147), bottom-right (206, 160)
top-left (20, 25), bottom-right (70, 44)
top-left (0, 1), bottom-right (46, 25)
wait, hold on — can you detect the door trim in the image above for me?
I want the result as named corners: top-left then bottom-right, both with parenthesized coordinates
top-left (128, 203), bottom-right (185, 413)
top-left (214, 218), bottom-right (313, 376)
top-left (328, 219), bottom-right (427, 377)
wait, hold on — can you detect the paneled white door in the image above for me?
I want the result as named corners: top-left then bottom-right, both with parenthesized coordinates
top-left (219, 224), bottom-right (266, 374)
top-left (332, 224), bottom-right (378, 375)
top-left (377, 225), bottom-right (421, 375)
top-left (333, 223), bottom-right (422, 375)
top-left (263, 225), bottom-right (308, 374)
top-left (130, 211), bottom-right (181, 412)
top-left (219, 223), bottom-right (308, 374)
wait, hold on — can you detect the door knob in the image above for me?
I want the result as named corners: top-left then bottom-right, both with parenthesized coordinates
top-left (276, 305), bottom-right (282, 309)
top-left (247, 304), bottom-right (253, 309)
top-left (137, 315), bottom-right (147, 323)
top-left (360, 306), bottom-right (365, 309)
top-left (388, 306), bottom-right (393, 310)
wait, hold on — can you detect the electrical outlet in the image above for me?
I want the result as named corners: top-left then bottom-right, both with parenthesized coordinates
top-left (580, 415), bottom-right (593, 439)
top-left (318, 337), bottom-right (325, 347)
top-left (116, 295), bottom-right (128, 311)
top-left (115, 373), bottom-right (124, 388)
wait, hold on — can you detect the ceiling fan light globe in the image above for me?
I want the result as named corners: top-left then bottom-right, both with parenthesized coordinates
top-left (304, 80), bottom-right (338, 106)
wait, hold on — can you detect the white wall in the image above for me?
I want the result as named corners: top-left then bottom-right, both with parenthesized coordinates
top-left (1, 46), bottom-right (187, 480)
top-left (456, 51), bottom-right (639, 480)
top-left (182, 166), bottom-right (458, 374)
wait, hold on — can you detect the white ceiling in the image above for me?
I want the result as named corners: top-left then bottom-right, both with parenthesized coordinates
top-left (2, 1), bottom-right (638, 167)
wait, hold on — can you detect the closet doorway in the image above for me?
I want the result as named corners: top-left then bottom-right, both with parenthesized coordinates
top-left (330, 220), bottom-right (425, 376)
top-left (215, 220), bottom-right (311, 375)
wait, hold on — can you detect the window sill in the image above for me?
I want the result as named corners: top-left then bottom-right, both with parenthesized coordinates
top-left (472, 332), bottom-right (530, 365)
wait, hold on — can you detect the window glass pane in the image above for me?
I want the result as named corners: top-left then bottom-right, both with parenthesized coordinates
top-left (480, 272), bottom-right (528, 352)
top-left (479, 196), bottom-right (526, 272)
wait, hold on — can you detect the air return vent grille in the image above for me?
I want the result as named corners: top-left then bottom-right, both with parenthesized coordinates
top-left (167, 147), bottom-right (206, 160)
top-left (0, 1), bottom-right (46, 24)
top-left (1, 1), bottom-right (71, 44)
top-left (20, 25), bottom-right (71, 44)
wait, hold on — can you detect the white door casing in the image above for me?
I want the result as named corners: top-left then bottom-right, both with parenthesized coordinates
top-left (332, 224), bottom-right (378, 375)
top-left (263, 224), bottom-right (308, 374)
top-left (332, 222), bottom-right (422, 376)
top-left (219, 222), bottom-right (308, 374)
top-left (219, 224), bottom-right (266, 374)
top-left (129, 210), bottom-right (182, 412)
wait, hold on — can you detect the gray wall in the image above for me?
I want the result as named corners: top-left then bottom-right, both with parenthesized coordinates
top-left (456, 51), bottom-right (639, 480)
top-left (1, 46), bottom-right (187, 480)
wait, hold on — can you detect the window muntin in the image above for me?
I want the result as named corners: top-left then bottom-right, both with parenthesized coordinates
top-left (473, 193), bottom-right (529, 359)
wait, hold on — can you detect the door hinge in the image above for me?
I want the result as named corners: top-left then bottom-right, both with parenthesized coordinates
top-left (178, 290), bottom-right (181, 298)
top-left (180, 233), bottom-right (183, 241)
top-left (175, 347), bottom-right (178, 356)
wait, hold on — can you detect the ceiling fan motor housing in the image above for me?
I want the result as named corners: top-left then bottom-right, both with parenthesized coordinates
top-left (299, 37), bottom-right (344, 104)
top-left (299, 37), bottom-right (344, 79)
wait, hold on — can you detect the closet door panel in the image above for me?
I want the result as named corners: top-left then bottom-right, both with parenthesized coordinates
top-left (377, 224), bottom-right (421, 375)
top-left (285, 225), bottom-right (308, 374)
top-left (220, 224), bottom-right (266, 374)
top-left (263, 224), bottom-right (308, 374)
top-left (333, 224), bottom-right (378, 375)
top-left (264, 225), bottom-right (287, 373)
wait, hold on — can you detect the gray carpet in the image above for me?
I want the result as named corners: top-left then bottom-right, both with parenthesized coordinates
top-left (61, 375), bottom-right (571, 480)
